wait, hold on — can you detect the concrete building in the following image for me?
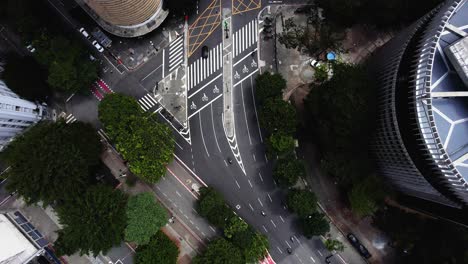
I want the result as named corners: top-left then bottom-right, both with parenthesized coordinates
top-left (0, 80), bottom-right (45, 151)
top-left (76, 0), bottom-right (168, 38)
top-left (372, 0), bottom-right (468, 209)
top-left (0, 213), bottom-right (44, 264)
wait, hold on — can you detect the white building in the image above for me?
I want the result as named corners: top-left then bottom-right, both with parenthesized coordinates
top-left (0, 214), bottom-right (43, 264)
top-left (0, 80), bottom-right (45, 151)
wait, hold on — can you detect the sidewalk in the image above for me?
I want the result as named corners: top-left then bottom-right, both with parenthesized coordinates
top-left (299, 140), bottom-right (395, 264)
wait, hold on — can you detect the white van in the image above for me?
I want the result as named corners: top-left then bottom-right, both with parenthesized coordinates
top-left (79, 27), bottom-right (90, 38)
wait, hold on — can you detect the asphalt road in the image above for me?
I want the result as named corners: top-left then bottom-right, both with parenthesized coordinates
top-left (45, 0), bottom-right (341, 262)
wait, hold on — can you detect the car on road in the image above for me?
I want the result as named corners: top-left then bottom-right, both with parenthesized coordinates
top-left (347, 233), bottom-right (372, 259)
top-left (286, 248), bottom-right (292, 254)
top-left (201, 45), bottom-right (209, 59)
top-left (310, 59), bottom-right (321, 68)
top-left (92, 40), bottom-right (104, 53)
top-left (79, 27), bottom-right (90, 39)
top-left (26, 44), bottom-right (36, 53)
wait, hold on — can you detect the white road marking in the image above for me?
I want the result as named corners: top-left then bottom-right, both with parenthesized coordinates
top-left (250, 77), bottom-right (263, 142)
top-left (270, 219), bottom-right (276, 228)
top-left (317, 250), bottom-right (323, 256)
top-left (198, 114), bottom-right (210, 157)
top-left (259, 172), bottom-right (264, 182)
top-left (249, 203), bottom-right (254, 211)
top-left (267, 193), bottom-right (272, 202)
top-left (252, 153), bottom-right (256, 161)
top-left (209, 226), bottom-right (216, 232)
top-left (235, 180), bottom-right (241, 189)
top-left (176, 191), bottom-right (182, 197)
top-left (188, 93), bottom-right (223, 119)
top-left (210, 104), bottom-right (222, 152)
top-left (248, 179), bottom-right (253, 188)
top-left (310, 256), bottom-right (316, 263)
top-left (240, 82), bottom-right (252, 145)
top-left (258, 198), bottom-right (263, 207)
top-left (188, 73), bottom-right (222, 99)
top-left (279, 215), bottom-right (285, 223)
top-left (337, 254), bottom-right (348, 264)
top-left (285, 241), bottom-right (291, 248)
top-left (233, 48), bottom-right (258, 67)
top-left (142, 64), bottom-right (163, 81)
top-left (263, 225), bottom-right (268, 233)
top-left (276, 247), bottom-right (283, 254)
top-left (233, 68), bottom-right (259, 87)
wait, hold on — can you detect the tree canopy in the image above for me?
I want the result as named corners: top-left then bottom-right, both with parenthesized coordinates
top-left (255, 72), bottom-right (286, 104)
top-left (2, 54), bottom-right (52, 102)
top-left (300, 212), bottom-right (330, 239)
top-left (287, 189), bottom-right (317, 217)
top-left (324, 239), bottom-right (345, 252)
top-left (33, 34), bottom-right (98, 93)
top-left (197, 187), bottom-right (233, 229)
top-left (4, 121), bottom-right (101, 205)
top-left (54, 185), bottom-right (128, 256)
top-left (193, 238), bottom-right (244, 264)
top-left (266, 132), bottom-right (295, 157)
top-left (224, 216), bottom-right (248, 239)
top-left (259, 97), bottom-right (297, 135)
top-left (125, 192), bottom-right (168, 245)
top-left (135, 231), bottom-right (179, 264)
top-left (348, 175), bottom-right (385, 217)
top-left (231, 227), bottom-right (269, 263)
top-left (273, 158), bottom-right (304, 188)
top-left (98, 93), bottom-right (175, 183)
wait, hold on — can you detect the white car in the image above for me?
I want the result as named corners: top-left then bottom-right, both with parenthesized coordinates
top-left (310, 59), bottom-right (321, 68)
top-left (92, 40), bottom-right (104, 53)
top-left (26, 44), bottom-right (35, 53)
top-left (79, 27), bottom-right (90, 38)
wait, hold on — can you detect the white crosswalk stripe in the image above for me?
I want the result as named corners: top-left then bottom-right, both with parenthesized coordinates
top-left (65, 113), bottom-right (76, 124)
top-left (168, 36), bottom-right (184, 71)
top-left (138, 94), bottom-right (160, 112)
top-left (187, 43), bottom-right (223, 90)
top-left (233, 19), bottom-right (258, 58)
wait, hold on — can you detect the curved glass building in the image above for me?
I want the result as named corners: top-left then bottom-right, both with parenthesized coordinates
top-left (372, 0), bottom-right (468, 208)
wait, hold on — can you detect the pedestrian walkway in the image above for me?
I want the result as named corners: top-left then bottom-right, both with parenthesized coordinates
top-left (169, 35), bottom-right (184, 72)
top-left (187, 42), bottom-right (223, 90)
top-left (233, 19), bottom-right (258, 58)
top-left (64, 113), bottom-right (76, 124)
top-left (137, 93), bottom-right (162, 112)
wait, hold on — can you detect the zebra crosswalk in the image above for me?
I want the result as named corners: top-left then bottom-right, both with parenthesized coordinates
top-left (233, 19), bottom-right (258, 58)
top-left (187, 43), bottom-right (223, 90)
top-left (64, 113), bottom-right (76, 124)
top-left (138, 93), bottom-right (162, 112)
top-left (168, 36), bottom-right (184, 72)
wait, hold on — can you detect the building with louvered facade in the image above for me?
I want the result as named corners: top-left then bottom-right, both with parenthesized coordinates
top-left (77, 0), bottom-right (168, 37)
top-left (371, 0), bottom-right (468, 209)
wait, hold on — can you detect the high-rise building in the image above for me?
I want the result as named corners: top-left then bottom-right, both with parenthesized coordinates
top-left (0, 80), bottom-right (45, 151)
top-left (77, 0), bottom-right (168, 37)
top-left (372, 0), bottom-right (468, 208)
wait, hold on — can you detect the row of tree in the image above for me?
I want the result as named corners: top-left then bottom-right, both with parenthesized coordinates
top-left (255, 72), bottom-right (330, 239)
top-left (2, 120), bottom-right (177, 261)
top-left (194, 187), bottom-right (269, 264)
top-left (304, 62), bottom-right (385, 217)
top-left (98, 93), bottom-right (175, 183)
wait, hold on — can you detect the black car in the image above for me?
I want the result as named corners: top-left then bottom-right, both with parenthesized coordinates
top-left (347, 233), bottom-right (372, 259)
top-left (202, 45), bottom-right (209, 59)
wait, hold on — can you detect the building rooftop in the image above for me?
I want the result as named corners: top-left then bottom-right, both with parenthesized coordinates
top-left (429, 1), bottom-right (468, 183)
top-left (0, 214), bottom-right (40, 264)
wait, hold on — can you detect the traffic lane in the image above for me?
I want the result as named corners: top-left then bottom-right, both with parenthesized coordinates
top-left (154, 173), bottom-right (217, 240)
top-left (233, 53), bottom-right (259, 87)
top-left (187, 76), bottom-right (223, 118)
top-left (134, 50), bottom-right (164, 83)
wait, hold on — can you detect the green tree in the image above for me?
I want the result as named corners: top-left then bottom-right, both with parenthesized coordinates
top-left (224, 216), bottom-right (248, 239)
top-left (255, 72), bottom-right (286, 104)
top-left (324, 239), bottom-right (345, 252)
top-left (348, 175), bottom-right (385, 217)
top-left (232, 227), bottom-right (269, 262)
top-left (54, 185), bottom-right (128, 256)
top-left (266, 132), bottom-right (295, 157)
top-left (4, 121), bottom-right (101, 205)
top-left (135, 231), bottom-right (179, 264)
top-left (314, 64), bottom-right (329, 83)
top-left (98, 94), bottom-right (175, 183)
top-left (2, 54), bottom-right (51, 101)
top-left (193, 238), bottom-right (243, 264)
top-left (259, 98), bottom-right (297, 135)
top-left (273, 158), bottom-right (304, 187)
top-left (125, 193), bottom-right (168, 245)
top-left (287, 189), bottom-right (317, 217)
top-left (301, 213), bottom-right (330, 239)
top-left (197, 187), bottom-right (233, 228)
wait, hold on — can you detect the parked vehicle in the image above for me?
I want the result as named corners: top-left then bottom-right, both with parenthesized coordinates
top-left (26, 44), bottom-right (36, 53)
top-left (310, 59), bottom-right (321, 68)
top-left (347, 233), bottom-right (372, 259)
top-left (92, 40), bottom-right (104, 53)
top-left (79, 27), bottom-right (90, 38)
top-left (202, 45), bottom-right (209, 59)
